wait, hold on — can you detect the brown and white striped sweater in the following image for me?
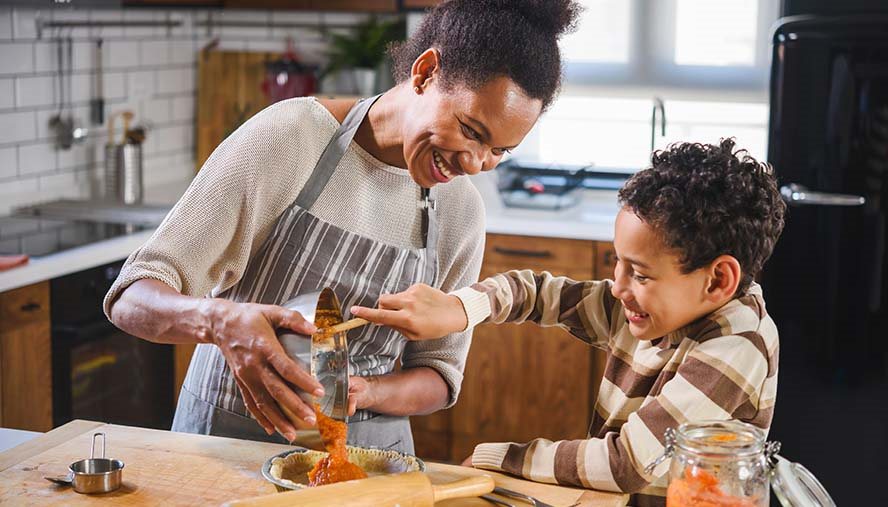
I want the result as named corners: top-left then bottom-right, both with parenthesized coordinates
top-left (452, 270), bottom-right (779, 504)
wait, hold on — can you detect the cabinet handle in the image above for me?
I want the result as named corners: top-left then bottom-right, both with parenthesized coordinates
top-left (493, 247), bottom-right (553, 259)
top-left (603, 250), bottom-right (615, 266)
top-left (20, 302), bottom-right (41, 312)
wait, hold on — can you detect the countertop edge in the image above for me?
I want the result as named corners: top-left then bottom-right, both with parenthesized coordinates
top-left (0, 230), bottom-right (154, 293)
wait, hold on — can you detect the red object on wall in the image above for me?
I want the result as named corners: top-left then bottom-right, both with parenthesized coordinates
top-left (261, 38), bottom-right (318, 103)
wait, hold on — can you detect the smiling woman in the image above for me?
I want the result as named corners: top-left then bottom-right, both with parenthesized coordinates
top-left (103, 0), bottom-right (582, 455)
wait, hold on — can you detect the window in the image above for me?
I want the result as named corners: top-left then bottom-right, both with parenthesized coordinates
top-left (563, 0), bottom-right (780, 90)
top-left (510, 98), bottom-right (769, 171)
top-left (509, 0), bottom-right (779, 170)
top-left (560, 0), bottom-right (632, 64)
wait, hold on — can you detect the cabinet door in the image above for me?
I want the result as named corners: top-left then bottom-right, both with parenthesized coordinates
top-left (590, 241), bottom-right (616, 413)
top-left (174, 344), bottom-right (197, 402)
top-left (595, 241), bottom-right (616, 281)
top-left (0, 282), bottom-right (53, 432)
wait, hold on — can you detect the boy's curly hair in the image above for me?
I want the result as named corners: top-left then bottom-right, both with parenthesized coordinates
top-left (618, 138), bottom-right (786, 293)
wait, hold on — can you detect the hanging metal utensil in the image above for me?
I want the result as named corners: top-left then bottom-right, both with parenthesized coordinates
top-left (49, 35), bottom-right (74, 149)
top-left (90, 38), bottom-right (104, 125)
top-left (50, 35), bottom-right (88, 149)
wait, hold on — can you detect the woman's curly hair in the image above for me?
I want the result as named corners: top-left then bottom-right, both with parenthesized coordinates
top-left (388, 0), bottom-right (581, 111)
top-left (618, 139), bottom-right (786, 293)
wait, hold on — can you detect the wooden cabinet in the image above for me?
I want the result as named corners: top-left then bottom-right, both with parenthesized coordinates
top-left (174, 344), bottom-right (196, 402)
top-left (0, 282), bottom-right (53, 432)
top-left (412, 235), bottom-right (615, 462)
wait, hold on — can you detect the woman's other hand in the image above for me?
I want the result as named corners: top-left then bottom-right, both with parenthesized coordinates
top-left (208, 299), bottom-right (324, 441)
top-left (350, 284), bottom-right (467, 340)
top-left (346, 376), bottom-right (377, 416)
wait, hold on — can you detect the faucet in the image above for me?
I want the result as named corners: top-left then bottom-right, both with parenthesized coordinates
top-left (651, 96), bottom-right (666, 153)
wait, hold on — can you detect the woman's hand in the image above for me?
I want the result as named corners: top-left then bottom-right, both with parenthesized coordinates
top-left (207, 299), bottom-right (324, 441)
top-left (350, 284), bottom-right (468, 340)
top-left (347, 376), bottom-right (378, 416)
top-left (461, 455), bottom-right (473, 467)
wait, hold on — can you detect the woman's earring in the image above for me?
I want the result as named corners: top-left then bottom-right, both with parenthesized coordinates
top-left (414, 85), bottom-right (422, 94)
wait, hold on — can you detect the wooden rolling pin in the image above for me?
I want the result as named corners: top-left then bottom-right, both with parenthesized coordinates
top-left (226, 472), bottom-right (495, 507)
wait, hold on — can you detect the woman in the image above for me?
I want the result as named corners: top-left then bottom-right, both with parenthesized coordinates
top-left (104, 0), bottom-right (580, 454)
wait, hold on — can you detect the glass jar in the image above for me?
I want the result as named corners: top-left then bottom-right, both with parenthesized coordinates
top-left (653, 420), bottom-right (774, 507)
top-left (648, 420), bottom-right (836, 507)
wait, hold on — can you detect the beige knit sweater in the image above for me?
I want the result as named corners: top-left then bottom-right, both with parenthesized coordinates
top-left (103, 97), bottom-right (487, 405)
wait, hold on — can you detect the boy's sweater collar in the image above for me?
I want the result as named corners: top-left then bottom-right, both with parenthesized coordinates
top-left (658, 282), bottom-right (765, 347)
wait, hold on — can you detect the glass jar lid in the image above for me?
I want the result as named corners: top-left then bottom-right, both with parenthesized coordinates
top-left (770, 455), bottom-right (836, 507)
top-left (674, 420), bottom-right (766, 458)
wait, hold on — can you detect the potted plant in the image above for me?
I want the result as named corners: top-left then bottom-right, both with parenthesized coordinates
top-left (324, 16), bottom-right (406, 96)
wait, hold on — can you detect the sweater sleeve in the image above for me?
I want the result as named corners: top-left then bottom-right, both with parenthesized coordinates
top-left (455, 270), bottom-right (617, 349)
top-left (103, 102), bottom-right (306, 317)
top-left (470, 331), bottom-right (772, 493)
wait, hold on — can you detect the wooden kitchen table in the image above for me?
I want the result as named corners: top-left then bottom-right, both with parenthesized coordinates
top-left (0, 420), bottom-right (628, 506)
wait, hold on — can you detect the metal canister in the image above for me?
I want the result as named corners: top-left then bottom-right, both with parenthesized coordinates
top-left (117, 142), bottom-right (143, 204)
top-left (103, 143), bottom-right (118, 200)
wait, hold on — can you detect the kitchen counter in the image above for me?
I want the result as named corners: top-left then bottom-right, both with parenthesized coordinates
top-left (0, 420), bottom-right (628, 506)
top-left (0, 179), bottom-right (192, 293)
top-left (474, 170), bottom-right (619, 241)
top-left (484, 189), bottom-right (618, 241)
top-left (0, 176), bottom-right (618, 294)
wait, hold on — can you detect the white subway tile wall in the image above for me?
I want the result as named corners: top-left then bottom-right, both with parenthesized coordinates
top-left (0, 6), bottom-right (373, 216)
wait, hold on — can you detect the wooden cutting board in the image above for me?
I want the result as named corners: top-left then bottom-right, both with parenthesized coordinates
top-left (196, 50), bottom-right (279, 173)
top-left (0, 420), bottom-right (628, 506)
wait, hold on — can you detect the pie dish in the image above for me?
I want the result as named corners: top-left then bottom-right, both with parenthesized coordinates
top-left (262, 446), bottom-right (425, 491)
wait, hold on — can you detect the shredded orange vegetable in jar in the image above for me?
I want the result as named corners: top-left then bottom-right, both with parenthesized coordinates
top-left (667, 467), bottom-right (759, 507)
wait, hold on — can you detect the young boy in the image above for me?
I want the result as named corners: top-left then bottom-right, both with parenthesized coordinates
top-left (352, 139), bottom-right (786, 505)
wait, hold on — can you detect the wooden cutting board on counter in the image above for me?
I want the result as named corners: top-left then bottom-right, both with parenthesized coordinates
top-left (196, 50), bottom-right (279, 173)
top-left (0, 420), bottom-right (628, 506)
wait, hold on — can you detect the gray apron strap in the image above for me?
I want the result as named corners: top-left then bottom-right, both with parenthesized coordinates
top-left (421, 187), bottom-right (438, 279)
top-left (294, 94), bottom-right (382, 211)
top-left (294, 94), bottom-right (439, 252)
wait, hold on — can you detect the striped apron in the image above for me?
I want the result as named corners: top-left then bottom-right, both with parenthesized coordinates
top-left (171, 95), bottom-right (438, 455)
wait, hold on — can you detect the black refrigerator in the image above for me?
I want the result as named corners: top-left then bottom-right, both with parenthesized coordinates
top-left (763, 15), bottom-right (888, 504)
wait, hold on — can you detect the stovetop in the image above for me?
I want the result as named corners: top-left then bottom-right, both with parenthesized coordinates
top-left (0, 216), bottom-right (147, 258)
top-left (497, 159), bottom-right (631, 210)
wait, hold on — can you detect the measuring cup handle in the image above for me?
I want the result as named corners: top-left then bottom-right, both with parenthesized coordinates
top-left (91, 432), bottom-right (106, 459)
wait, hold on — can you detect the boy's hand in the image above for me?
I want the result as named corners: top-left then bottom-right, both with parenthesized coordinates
top-left (460, 456), bottom-right (473, 467)
top-left (350, 284), bottom-right (468, 340)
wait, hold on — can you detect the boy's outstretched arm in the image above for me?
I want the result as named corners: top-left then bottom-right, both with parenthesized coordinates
top-left (352, 270), bottom-right (615, 347)
top-left (469, 331), bottom-right (776, 493)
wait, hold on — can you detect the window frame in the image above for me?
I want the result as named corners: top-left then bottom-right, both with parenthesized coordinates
top-left (563, 0), bottom-right (781, 93)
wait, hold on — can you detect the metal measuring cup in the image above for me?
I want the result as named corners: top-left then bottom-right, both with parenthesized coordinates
top-left (45, 432), bottom-right (124, 494)
top-left (276, 288), bottom-right (350, 429)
